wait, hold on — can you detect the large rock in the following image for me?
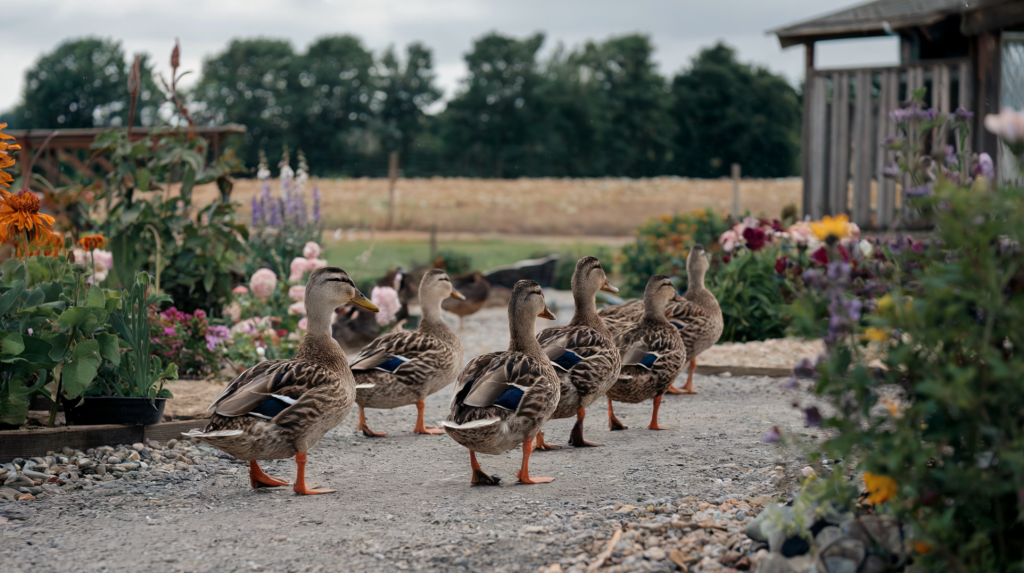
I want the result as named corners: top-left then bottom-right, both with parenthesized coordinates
top-left (815, 537), bottom-right (865, 573)
top-left (755, 554), bottom-right (795, 573)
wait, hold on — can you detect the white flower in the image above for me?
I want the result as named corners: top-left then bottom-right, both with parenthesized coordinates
top-left (984, 108), bottom-right (1024, 143)
top-left (370, 286), bottom-right (401, 326)
top-left (257, 167), bottom-right (271, 180)
top-left (858, 240), bottom-right (874, 258)
top-left (287, 301), bottom-right (306, 316)
top-left (279, 165), bottom-right (295, 181)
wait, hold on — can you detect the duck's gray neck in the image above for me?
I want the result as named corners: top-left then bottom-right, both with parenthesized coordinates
top-left (296, 308), bottom-right (348, 372)
top-left (419, 297), bottom-right (461, 348)
top-left (569, 287), bottom-right (609, 336)
top-left (642, 298), bottom-right (671, 325)
top-left (684, 267), bottom-right (719, 311)
top-left (508, 309), bottom-right (545, 360)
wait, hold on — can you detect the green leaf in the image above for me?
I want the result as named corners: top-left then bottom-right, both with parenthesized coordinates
top-left (95, 332), bottom-right (121, 367)
top-left (0, 259), bottom-right (25, 284)
top-left (0, 374), bottom-right (46, 426)
top-left (57, 306), bottom-right (91, 329)
top-left (85, 285), bottom-right (105, 308)
top-left (1, 333), bottom-right (25, 356)
top-left (0, 280), bottom-right (26, 314)
top-left (61, 338), bottom-right (102, 399)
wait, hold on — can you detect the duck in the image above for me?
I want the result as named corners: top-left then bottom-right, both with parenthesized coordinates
top-left (441, 270), bottom-right (491, 330)
top-left (350, 269), bottom-right (466, 437)
top-left (183, 267), bottom-right (379, 495)
top-left (442, 280), bottom-right (560, 485)
top-left (331, 268), bottom-right (418, 353)
top-left (599, 245), bottom-right (722, 394)
top-left (605, 274), bottom-right (687, 431)
top-left (533, 256), bottom-right (621, 449)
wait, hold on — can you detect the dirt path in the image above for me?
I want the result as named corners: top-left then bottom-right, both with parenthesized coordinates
top-left (0, 302), bottom-right (819, 573)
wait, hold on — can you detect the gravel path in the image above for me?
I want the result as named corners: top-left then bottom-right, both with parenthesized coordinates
top-left (0, 294), bottom-right (820, 573)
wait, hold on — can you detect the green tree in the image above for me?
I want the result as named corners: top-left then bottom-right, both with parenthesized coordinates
top-left (670, 43), bottom-right (801, 178)
top-left (5, 37), bottom-right (158, 129)
top-left (195, 39), bottom-right (299, 170)
top-left (372, 42), bottom-right (442, 167)
top-left (440, 32), bottom-right (546, 177)
top-left (291, 35), bottom-right (375, 175)
top-left (574, 34), bottom-right (676, 177)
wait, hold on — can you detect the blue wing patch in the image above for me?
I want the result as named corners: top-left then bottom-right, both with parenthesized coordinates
top-left (637, 353), bottom-right (660, 370)
top-left (551, 350), bottom-right (583, 371)
top-left (669, 320), bottom-right (686, 331)
top-left (492, 387), bottom-right (525, 411)
top-left (248, 395), bottom-right (295, 420)
top-left (375, 355), bottom-right (411, 373)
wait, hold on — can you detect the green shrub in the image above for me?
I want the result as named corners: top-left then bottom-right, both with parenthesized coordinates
top-left (433, 249), bottom-right (472, 275)
top-left (709, 248), bottom-right (791, 342)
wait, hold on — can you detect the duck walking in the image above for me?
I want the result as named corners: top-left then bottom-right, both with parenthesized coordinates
top-left (351, 269), bottom-right (466, 437)
top-left (184, 267), bottom-right (379, 495)
top-left (441, 270), bottom-right (491, 330)
top-left (600, 245), bottom-right (722, 394)
top-left (534, 256), bottom-right (621, 449)
top-left (605, 275), bottom-right (687, 431)
top-left (442, 280), bottom-right (560, 485)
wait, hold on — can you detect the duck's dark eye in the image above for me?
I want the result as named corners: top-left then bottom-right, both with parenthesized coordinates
top-left (325, 278), bottom-right (344, 283)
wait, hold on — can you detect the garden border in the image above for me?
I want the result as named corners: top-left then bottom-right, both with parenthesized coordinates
top-left (0, 419), bottom-right (207, 463)
top-left (694, 365), bottom-right (791, 378)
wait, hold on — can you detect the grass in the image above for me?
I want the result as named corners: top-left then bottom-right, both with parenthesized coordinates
top-left (322, 237), bottom-right (620, 284)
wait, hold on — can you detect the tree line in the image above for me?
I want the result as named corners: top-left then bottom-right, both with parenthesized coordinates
top-left (2, 33), bottom-right (802, 179)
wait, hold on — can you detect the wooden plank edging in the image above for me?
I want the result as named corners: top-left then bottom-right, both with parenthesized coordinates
top-left (694, 365), bottom-right (792, 378)
top-left (0, 419), bottom-right (208, 463)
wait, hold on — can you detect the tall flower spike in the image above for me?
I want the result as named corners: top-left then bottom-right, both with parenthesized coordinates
top-left (171, 39), bottom-right (180, 71)
top-left (126, 56), bottom-right (141, 136)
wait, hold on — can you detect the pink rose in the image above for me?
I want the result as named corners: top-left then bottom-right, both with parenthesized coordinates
top-left (223, 301), bottom-right (241, 323)
top-left (288, 285), bottom-right (305, 302)
top-left (303, 241), bottom-right (322, 259)
top-left (307, 258), bottom-right (328, 271)
top-left (289, 257), bottom-right (310, 283)
top-left (249, 268), bottom-right (278, 300)
top-left (370, 286), bottom-right (401, 326)
top-left (232, 286), bottom-right (249, 295)
top-left (287, 301), bottom-right (306, 316)
top-left (298, 317), bottom-right (308, 331)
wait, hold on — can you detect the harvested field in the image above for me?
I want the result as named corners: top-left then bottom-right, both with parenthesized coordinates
top-left (191, 177), bottom-right (803, 236)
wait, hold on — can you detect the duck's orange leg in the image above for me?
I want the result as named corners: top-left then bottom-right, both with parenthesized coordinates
top-left (470, 450), bottom-right (500, 485)
top-left (358, 404), bottom-right (387, 437)
top-left (647, 394), bottom-right (674, 430)
top-left (292, 452), bottom-right (335, 495)
top-left (413, 399), bottom-right (445, 434)
top-left (516, 438), bottom-right (554, 484)
top-left (569, 407), bottom-right (603, 447)
top-left (608, 397), bottom-right (627, 431)
top-left (249, 461), bottom-right (290, 488)
top-left (534, 431), bottom-right (562, 451)
top-left (667, 359), bottom-right (698, 394)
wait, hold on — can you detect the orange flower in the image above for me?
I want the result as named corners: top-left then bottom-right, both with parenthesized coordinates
top-left (77, 234), bottom-right (107, 251)
top-left (0, 188), bottom-right (59, 248)
top-left (864, 472), bottom-right (898, 504)
top-left (913, 541), bottom-right (933, 554)
top-left (0, 122), bottom-right (21, 190)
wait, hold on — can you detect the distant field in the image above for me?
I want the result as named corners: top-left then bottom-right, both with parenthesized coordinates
top-left (191, 176), bottom-right (802, 236)
top-left (320, 232), bottom-right (624, 281)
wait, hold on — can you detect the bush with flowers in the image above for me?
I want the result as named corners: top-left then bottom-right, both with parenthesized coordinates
top-left (149, 307), bottom-right (231, 378)
top-left (772, 97), bottom-right (1024, 572)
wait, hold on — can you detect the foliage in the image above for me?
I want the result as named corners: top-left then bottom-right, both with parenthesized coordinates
top-left (0, 253), bottom-right (124, 426)
top-left (784, 104), bottom-right (1024, 572)
top-left (432, 249), bottom-right (472, 275)
top-left (619, 209), bottom-right (731, 295)
top-left (2, 37), bottom-right (160, 129)
top-left (107, 273), bottom-right (176, 399)
top-left (671, 43), bottom-right (801, 178)
top-left (710, 248), bottom-right (792, 342)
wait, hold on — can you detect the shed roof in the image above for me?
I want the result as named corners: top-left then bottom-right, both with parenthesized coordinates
top-left (771, 0), bottom-right (1009, 47)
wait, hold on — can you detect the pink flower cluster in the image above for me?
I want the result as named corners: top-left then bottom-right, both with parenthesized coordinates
top-left (370, 286), bottom-right (401, 326)
top-left (249, 268), bottom-right (278, 299)
top-left (289, 255), bottom-right (328, 283)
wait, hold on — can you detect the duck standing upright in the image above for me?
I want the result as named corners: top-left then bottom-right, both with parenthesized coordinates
top-left (443, 280), bottom-right (560, 485)
top-left (184, 267), bottom-right (379, 495)
top-left (350, 269), bottom-right (466, 436)
top-left (440, 270), bottom-right (491, 330)
top-left (605, 275), bottom-right (687, 431)
top-left (600, 245), bottom-right (722, 394)
top-left (534, 256), bottom-right (621, 449)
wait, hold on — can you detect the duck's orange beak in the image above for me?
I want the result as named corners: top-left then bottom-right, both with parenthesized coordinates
top-left (600, 279), bottom-right (619, 293)
top-left (538, 306), bottom-right (556, 320)
top-left (350, 291), bottom-right (379, 312)
top-left (450, 289), bottom-right (467, 300)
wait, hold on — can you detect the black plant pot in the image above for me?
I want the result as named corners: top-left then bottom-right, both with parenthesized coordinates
top-left (65, 397), bottom-right (167, 426)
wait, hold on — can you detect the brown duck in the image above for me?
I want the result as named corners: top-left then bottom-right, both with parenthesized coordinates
top-left (183, 267), bottom-right (379, 495)
top-left (440, 271), bottom-right (491, 330)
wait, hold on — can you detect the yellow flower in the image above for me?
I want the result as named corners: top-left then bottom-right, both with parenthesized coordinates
top-left (864, 472), bottom-right (898, 504)
top-left (809, 214), bottom-right (851, 241)
top-left (876, 294), bottom-right (894, 314)
top-left (863, 327), bottom-right (890, 342)
top-left (878, 396), bottom-right (904, 418)
top-left (0, 188), bottom-right (59, 248)
top-left (0, 122), bottom-right (22, 190)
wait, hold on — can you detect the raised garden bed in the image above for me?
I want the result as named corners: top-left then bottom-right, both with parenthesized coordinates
top-left (0, 419), bottom-right (207, 463)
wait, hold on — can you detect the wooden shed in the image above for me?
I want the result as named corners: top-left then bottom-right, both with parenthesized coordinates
top-left (771, 0), bottom-right (1024, 228)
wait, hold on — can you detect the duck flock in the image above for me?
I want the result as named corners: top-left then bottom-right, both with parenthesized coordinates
top-left (185, 246), bottom-right (722, 494)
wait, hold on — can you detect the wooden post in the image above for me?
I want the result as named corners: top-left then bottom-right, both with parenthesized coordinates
top-left (731, 163), bottom-right (741, 218)
top-left (876, 69), bottom-right (898, 229)
top-left (429, 222), bottom-right (438, 264)
top-left (801, 42), bottom-right (815, 219)
top-left (829, 72), bottom-right (851, 215)
top-left (386, 151), bottom-right (399, 231)
top-left (852, 70), bottom-right (873, 227)
top-left (808, 74), bottom-right (829, 219)
top-left (974, 32), bottom-right (1002, 172)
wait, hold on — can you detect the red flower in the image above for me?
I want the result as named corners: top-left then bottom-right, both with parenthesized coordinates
top-left (811, 247), bottom-right (829, 266)
top-left (771, 219), bottom-right (785, 232)
top-left (775, 255), bottom-right (789, 275)
top-left (276, 329), bottom-right (289, 338)
top-left (722, 254), bottom-right (731, 264)
top-left (742, 227), bottom-right (767, 251)
top-left (837, 244), bottom-right (851, 262)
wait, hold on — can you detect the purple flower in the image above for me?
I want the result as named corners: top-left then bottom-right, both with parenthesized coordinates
top-left (942, 145), bottom-right (957, 167)
top-left (162, 327), bottom-right (177, 336)
top-left (803, 406), bottom-right (823, 427)
top-left (780, 376), bottom-right (800, 391)
top-left (762, 426), bottom-right (782, 443)
top-left (952, 107), bottom-right (973, 121)
top-left (794, 357), bottom-right (820, 379)
top-left (312, 186), bottom-right (321, 223)
top-left (204, 325), bottom-right (231, 352)
top-left (889, 108), bottom-right (915, 123)
top-left (882, 164), bottom-right (900, 179)
top-left (826, 261), bottom-right (852, 283)
top-left (802, 268), bottom-right (826, 290)
top-left (251, 196), bottom-right (261, 228)
top-left (914, 108), bottom-right (938, 121)
top-left (904, 183), bottom-right (934, 197)
top-left (973, 152), bottom-right (994, 180)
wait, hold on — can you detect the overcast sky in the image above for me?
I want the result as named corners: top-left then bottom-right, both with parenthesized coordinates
top-left (3, 0), bottom-right (901, 113)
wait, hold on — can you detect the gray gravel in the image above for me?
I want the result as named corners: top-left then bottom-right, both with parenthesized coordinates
top-left (0, 297), bottom-right (816, 573)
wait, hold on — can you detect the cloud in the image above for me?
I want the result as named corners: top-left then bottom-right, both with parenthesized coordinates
top-left (2, 0), bottom-right (898, 112)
